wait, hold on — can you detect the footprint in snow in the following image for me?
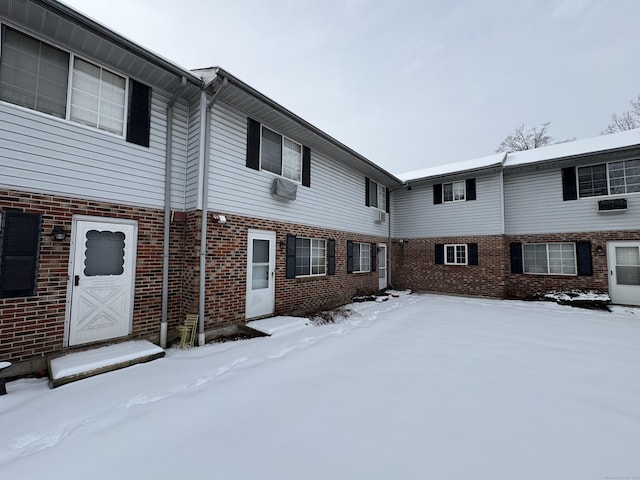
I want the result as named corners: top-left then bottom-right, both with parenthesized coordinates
top-left (7, 417), bottom-right (90, 456)
top-left (268, 345), bottom-right (297, 359)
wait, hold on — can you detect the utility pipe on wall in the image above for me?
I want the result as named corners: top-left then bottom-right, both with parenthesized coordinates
top-left (160, 76), bottom-right (187, 349)
top-left (198, 77), bottom-right (228, 346)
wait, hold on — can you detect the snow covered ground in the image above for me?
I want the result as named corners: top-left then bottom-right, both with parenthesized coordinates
top-left (1, 293), bottom-right (639, 480)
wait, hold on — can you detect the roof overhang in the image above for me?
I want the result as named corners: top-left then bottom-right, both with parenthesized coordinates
top-left (1, 0), bottom-right (203, 96)
top-left (195, 67), bottom-right (404, 189)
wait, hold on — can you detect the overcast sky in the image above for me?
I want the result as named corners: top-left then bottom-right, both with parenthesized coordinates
top-left (62, 0), bottom-right (640, 175)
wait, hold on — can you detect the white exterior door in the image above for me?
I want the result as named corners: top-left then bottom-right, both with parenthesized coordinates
top-left (246, 230), bottom-right (276, 319)
top-left (68, 218), bottom-right (137, 346)
top-left (378, 243), bottom-right (388, 290)
top-left (607, 241), bottom-right (640, 306)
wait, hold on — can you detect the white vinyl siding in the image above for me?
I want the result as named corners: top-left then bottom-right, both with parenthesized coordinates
top-left (392, 173), bottom-right (503, 238)
top-left (0, 91), bottom-right (189, 209)
top-left (352, 242), bottom-right (370, 273)
top-left (504, 169), bottom-right (640, 234)
top-left (523, 243), bottom-right (576, 275)
top-left (208, 102), bottom-right (389, 236)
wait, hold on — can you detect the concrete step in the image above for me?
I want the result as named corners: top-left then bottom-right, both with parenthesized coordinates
top-left (48, 340), bottom-right (165, 389)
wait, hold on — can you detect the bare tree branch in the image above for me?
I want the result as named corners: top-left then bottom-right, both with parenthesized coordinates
top-left (496, 122), bottom-right (554, 152)
top-left (602, 94), bottom-right (640, 134)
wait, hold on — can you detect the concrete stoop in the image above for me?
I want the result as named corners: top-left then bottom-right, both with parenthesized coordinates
top-left (48, 340), bottom-right (165, 388)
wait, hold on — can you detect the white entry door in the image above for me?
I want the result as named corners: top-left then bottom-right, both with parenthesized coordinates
top-left (68, 218), bottom-right (137, 346)
top-left (607, 241), bottom-right (640, 306)
top-left (378, 243), bottom-right (388, 290)
top-left (246, 230), bottom-right (276, 319)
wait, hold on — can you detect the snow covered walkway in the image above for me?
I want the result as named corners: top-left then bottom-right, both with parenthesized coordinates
top-left (1, 294), bottom-right (639, 479)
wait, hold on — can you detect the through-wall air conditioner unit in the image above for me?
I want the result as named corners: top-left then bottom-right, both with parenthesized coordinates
top-left (597, 198), bottom-right (627, 213)
top-left (271, 177), bottom-right (297, 201)
top-left (373, 209), bottom-right (386, 223)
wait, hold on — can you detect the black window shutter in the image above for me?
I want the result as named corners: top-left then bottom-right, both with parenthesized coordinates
top-left (371, 243), bottom-right (377, 272)
top-left (302, 146), bottom-right (311, 187)
top-left (466, 178), bottom-right (476, 201)
top-left (385, 188), bottom-right (390, 214)
top-left (468, 243), bottom-right (478, 265)
top-left (562, 167), bottom-right (578, 201)
top-left (435, 244), bottom-right (444, 264)
top-left (576, 241), bottom-right (593, 276)
top-left (126, 79), bottom-right (151, 147)
top-left (510, 242), bottom-right (523, 274)
top-left (365, 178), bottom-right (370, 207)
top-left (327, 239), bottom-right (335, 275)
top-left (433, 184), bottom-right (442, 204)
top-left (0, 211), bottom-right (42, 298)
top-left (347, 240), bottom-right (354, 273)
top-left (246, 118), bottom-right (261, 171)
top-left (285, 234), bottom-right (297, 279)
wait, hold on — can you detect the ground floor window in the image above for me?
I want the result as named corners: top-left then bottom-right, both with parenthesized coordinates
top-left (445, 244), bottom-right (467, 265)
top-left (295, 238), bottom-right (326, 277)
top-left (523, 242), bottom-right (576, 275)
top-left (352, 242), bottom-right (370, 273)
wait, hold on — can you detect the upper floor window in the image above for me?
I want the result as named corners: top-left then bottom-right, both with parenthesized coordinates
top-left (261, 126), bottom-right (302, 183)
top-left (433, 179), bottom-right (476, 204)
top-left (368, 180), bottom-right (387, 211)
top-left (0, 25), bottom-right (151, 146)
top-left (523, 242), bottom-right (576, 275)
top-left (443, 181), bottom-right (465, 202)
top-left (578, 159), bottom-right (640, 198)
top-left (0, 26), bottom-right (70, 118)
top-left (365, 178), bottom-right (388, 212)
top-left (70, 58), bottom-right (126, 135)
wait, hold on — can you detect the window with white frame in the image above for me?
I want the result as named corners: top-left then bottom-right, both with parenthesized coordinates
top-left (445, 244), bottom-right (467, 265)
top-left (295, 238), bottom-right (326, 277)
top-left (368, 180), bottom-right (387, 211)
top-left (352, 242), bottom-right (371, 272)
top-left (261, 126), bottom-right (302, 183)
top-left (443, 181), bottom-right (465, 202)
top-left (0, 26), bottom-right (70, 118)
top-left (0, 25), bottom-right (141, 140)
top-left (70, 57), bottom-right (127, 135)
top-left (578, 159), bottom-right (640, 197)
top-left (523, 243), bottom-right (576, 275)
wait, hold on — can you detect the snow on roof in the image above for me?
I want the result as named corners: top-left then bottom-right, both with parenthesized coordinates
top-left (397, 152), bottom-right (506, 182)
top-left (504, 128), bottom-right (640, 167)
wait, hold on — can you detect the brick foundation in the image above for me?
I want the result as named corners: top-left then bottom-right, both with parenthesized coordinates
top-left (505, 231), bottom-right (640, 298)
top-left (0, 189), bottom-right (184, 364)
top-left (390, 235), bottom-right (507, 298)
top-left (185, 213), bottom-right (387, 332)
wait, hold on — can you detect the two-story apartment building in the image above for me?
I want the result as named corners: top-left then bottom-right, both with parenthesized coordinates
top-left (391, 131), bottom-right (640, 306)
top-left (0, 0), bottom-right (401, 373)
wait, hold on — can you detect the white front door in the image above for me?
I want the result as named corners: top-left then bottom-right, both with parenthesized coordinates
top-left (67, 218), bottom-right (137, 346)
top-left (246, 230), bottom-right (276, 319)
top-left (607, 241), bottom-right (640, 306)
top-left (378, 243), bottom-right (388, 290)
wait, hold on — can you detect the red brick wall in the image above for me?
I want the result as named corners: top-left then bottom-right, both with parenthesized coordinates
top-left (505, 231), bottom-right (640, 298)
top-left (183, 213), bottom-right (387, 332)
top-left (390, 235), bottom-right (507, 298)
top-left (0, 189), bottom-right (183, 363)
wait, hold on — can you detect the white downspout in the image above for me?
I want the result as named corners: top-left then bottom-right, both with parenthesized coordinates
top-left (160, 76), bottom-right (187, 348)
top-left (198, 77), bottom-right (228, 346)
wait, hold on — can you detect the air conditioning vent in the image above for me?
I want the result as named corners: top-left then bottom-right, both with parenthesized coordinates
top-left (373, 209), bottom-right (386, 223)
top-left (598, 198), bottom-right (627, 212)
top-left (271, 177), bottom-right (297, 201)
